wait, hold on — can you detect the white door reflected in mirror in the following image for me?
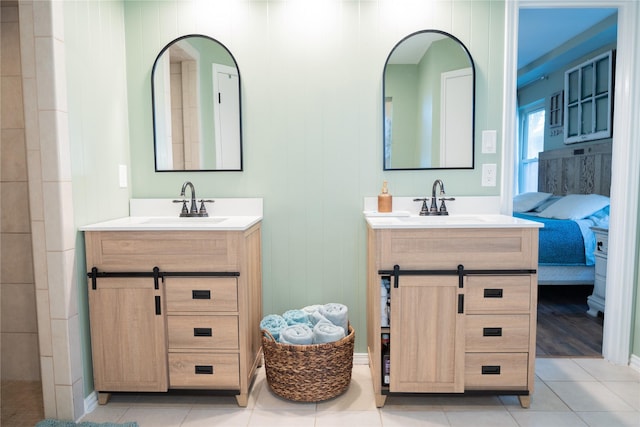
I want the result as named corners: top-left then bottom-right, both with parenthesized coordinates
top-left (152, 35), bottom-right (243, 171)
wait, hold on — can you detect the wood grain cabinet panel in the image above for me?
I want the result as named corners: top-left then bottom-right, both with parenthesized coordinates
top-left (168, 353), bottom-right (240, 388)
top-left (88, 277), bottom-right (167, 393)
top-left (166, 277), bottom-right (238, 312)
top-left (167, 315), bottom-right (239, 349)
top-left (367, 225), bottom-right (538, 408)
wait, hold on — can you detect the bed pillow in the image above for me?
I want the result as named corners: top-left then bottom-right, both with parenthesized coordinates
top-left (537, 194), bottom-right (610, 220)
top-left (533, 195), bottom-right (562, 212)
top-left (513, 192), bottom-right (552, 213)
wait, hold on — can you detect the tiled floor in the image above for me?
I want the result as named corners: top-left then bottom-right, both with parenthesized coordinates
top-left (1, 380), bottom-right (44, 427)
top-left (78, 358), bottom-right (640, 427)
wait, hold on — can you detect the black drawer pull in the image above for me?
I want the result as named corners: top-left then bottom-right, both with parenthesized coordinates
top-left (484, 288), bottom-right (503, 298)
top-left (481, 365), bottom-right (501, 375)
top-left (195, 365), bottom-right (213, 375)
top-left (192, 290), bottom-right (211, 299)
top-left (483, 327), bottom-right (503, 337)
top-left (194, 327), bottom-right (212, 337)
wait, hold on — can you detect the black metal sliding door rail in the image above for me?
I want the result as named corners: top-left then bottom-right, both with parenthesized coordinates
top-left (378, 264), bottom-right (536, 288)
top-left (88, 266), bottom-right (240, 290)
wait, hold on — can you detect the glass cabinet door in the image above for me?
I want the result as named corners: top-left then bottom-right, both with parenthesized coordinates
top-left (564, 50), bottom-right (613, 144)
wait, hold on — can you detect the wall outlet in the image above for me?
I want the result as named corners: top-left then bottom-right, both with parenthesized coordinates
top-left (482, 130), bottom-right (497, 153)
top-left (119, 164), bottom-right (128, 188)
top-left (482, 163), bottom-right (497, 187)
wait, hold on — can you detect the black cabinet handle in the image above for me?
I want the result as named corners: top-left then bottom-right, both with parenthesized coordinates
top-left (481, 365), bottom-right (501, 375)
top-left (192, 290), bottom-right (211, 299)
top-left (458, 294), bottom-right (464, 313)
top-left (155, 296), bottom-right (161, 315)
top-left (194, 327), bottom-right (212, 337)
top-left (195, 365), bottom-right (213, 375)
top-left (483, 327), bottom-right (503, 337)
top-left (484, 288), bottom-right (503, 298)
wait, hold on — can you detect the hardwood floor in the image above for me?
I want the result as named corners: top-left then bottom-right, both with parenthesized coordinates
top-left (536, 285), bottom-right (603, 357)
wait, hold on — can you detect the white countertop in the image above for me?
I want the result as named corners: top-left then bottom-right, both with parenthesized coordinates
top-left (80, 215), bottom-right (262, 231)
top-left (365, 214), bottom-right (543, 229)
top-left (79, 198), bottom-right (263, 231)
top-left (363, 196), bottom-right (543, 229)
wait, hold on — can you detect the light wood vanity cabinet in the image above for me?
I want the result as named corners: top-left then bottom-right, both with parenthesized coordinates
top-left (367, 226), bottom-right (539, 408)
top-left (85, 225), bottom-right (262, 407)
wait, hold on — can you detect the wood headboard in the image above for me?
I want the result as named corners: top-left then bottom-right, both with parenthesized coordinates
top-left (538, 141), bottom-right (612, 196)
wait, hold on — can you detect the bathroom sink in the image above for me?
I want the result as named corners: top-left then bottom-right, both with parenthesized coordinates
top-left (365, 214), bottom-right (543, 229)
top-left (80, 214), bottom-right (261, 231)
top-left (393, 215), bottom-right (487, 225)
top-left (141, 216), bottom-right (229, 226)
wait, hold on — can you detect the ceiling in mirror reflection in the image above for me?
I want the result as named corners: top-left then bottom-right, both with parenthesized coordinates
top-left (383, 30), bottom-right (475, 170)
top-left (152, 35), bottom-right (243, 172)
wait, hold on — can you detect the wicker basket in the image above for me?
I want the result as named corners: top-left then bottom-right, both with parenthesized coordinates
top-left (261, 325), bottom-right (355, 402)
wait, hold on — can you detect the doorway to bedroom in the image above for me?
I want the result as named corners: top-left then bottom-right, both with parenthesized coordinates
top-left (516, 7), bottom-right (617, 358)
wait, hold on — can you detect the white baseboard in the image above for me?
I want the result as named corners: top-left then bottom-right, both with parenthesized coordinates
top-left (83, 391), bottom-right (98, 416)
top-left (630, 354), bottom-right (640, 373)
top-left (354, 352), bottom-right (369, 365)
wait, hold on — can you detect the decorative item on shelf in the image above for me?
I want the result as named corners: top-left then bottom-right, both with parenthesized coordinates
top-left (381, 333), bottom-right (390, 386)
top-left (378, 181), bottom-right (392, 212)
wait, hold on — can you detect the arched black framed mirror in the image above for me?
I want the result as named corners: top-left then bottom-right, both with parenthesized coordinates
top-left (383, 30), bottom-right (475, 170)
top-left (152, 34), bottom-right (242, 171)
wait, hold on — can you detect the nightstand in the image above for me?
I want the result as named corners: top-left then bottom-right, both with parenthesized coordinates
top-left (587, 226), bottom-right (608, 317)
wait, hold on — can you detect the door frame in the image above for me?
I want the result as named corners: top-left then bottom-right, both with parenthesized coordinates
top-left (501, 0), bottom-right (640, 365)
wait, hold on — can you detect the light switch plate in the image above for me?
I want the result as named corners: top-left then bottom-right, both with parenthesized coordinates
top-left (482, 163), bottom-right (497, 187)
top-left (482, 130), bottom-right (497, 153)
top-left (119, 164), bottom-right (128, 188)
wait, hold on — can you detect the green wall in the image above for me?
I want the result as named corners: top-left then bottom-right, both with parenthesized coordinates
top-left (122, 0), bottom-right (506, 357)
top-left (64, 0), bottom-right (132, 396)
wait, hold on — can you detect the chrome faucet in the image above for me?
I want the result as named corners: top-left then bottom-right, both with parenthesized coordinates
top-left (414, 179), bottom-right (455, 216)
top-left (173, 181), bottom-right (214, 217)
top-left (430, 179), bottom-right (455, 215)
top-left (429, 179), bottom-right (445, 214)
top-left (181, 181), bottom-right (198, 216)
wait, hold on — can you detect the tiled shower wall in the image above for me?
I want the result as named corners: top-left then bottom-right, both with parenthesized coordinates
top-left (1, 0), bottom-right (40, 383)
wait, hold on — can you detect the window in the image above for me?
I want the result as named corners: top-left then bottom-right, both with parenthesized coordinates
top-left (564, 50), bottom-right (613, 144)
top-left (518, 101), bottom-right (545, 194)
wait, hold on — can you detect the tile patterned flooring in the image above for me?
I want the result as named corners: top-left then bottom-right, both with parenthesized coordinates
top-left (76, 358), bottom-right (639, 427)
top-left (1, 380), bottom-right (44, 427)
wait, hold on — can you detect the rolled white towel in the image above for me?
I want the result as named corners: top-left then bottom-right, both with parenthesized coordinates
top-left (302, 304), bottom-right (323, 314)
top-left (278, 324), bottom-right (313, 345)
top-left (308, 310), bottom-right (330, 326)
top-left (319, 303), bottom-right (349, 334)
top-left (313, 321), bottom-right (346, 344)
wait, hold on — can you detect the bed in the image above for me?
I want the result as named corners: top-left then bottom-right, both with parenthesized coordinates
top-left (513, 142), bottom-right (612, 310)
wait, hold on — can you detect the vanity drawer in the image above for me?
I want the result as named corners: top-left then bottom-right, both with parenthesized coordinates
top-left (465, 315), bottom-right (530, 352)
top-left (464, 353), bottom-right (528, 389)
top-left (167, 315), bottom-right (238, 349)
top-left (168, 353), bottom-right (240, 389)
top-left (166, 277), bottom-right (238, 312)
top-left (465, 276), bottom-right (531, 314)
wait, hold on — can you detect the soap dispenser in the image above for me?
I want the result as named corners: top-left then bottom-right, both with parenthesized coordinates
top-left (378, 181), bottom-right (392, 213)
